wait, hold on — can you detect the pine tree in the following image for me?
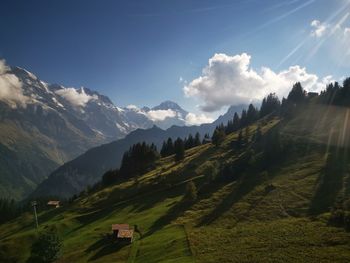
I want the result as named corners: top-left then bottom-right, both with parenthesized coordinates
top-left (27, 227), bottom-right (62, 263)
top-left (287, 82), bottom-right (306, 104)
top-left (185, 134), bottom-right (195, 149)
top-left (240, 109), bottom-right (248, 127)
top-left (194, 132), bottom-right (201, 146)
top-left (232, 112), bottom-right (240, 131)
top-left (160, 141), bottom-right (167, 157)
top-left (202, 133), bottom-right (210, 144)
top-left (260, 93), bottom-right (281, 118)
top-left (174, 138), bottom-right (185, 161)
top-left (247, 104), bottom-right (258, 124)
top-left (120, 142), bottom-right (159, 178)
top-left (212, 128), bottom-right (226, 146)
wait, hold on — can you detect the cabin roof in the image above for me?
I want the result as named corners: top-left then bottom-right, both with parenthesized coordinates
top-left (112, 224), bottom-right (129, 231)
top-left (47, 201), bottom-right (60, 205)
top-left (117, 229), bottom-right (134, 238)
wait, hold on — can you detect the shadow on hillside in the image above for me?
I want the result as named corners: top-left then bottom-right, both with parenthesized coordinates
top-left (145, 199), bottom-right (193, 237)
top-left (85, 235), bottom-right (127, 261)
top-left (197, 171), bottom-right (263, 226)
top-left (37, 207), bottom-right (64, 223)
top-left (309, 150), bottom-right (346, 215)
top-left (130, 186), bottom-right (182, 213)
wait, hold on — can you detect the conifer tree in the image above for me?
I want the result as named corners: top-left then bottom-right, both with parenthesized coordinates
top-left (212, 128), bottom-right (226, 146)
top-left (194, 132), bottom-right (201, 146)
top-left (247, 104), bottom-right (258, 124)
top-left (174, 138), bottom-right (185, 161)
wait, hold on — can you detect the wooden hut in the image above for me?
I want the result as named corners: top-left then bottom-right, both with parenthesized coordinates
top-left (47, 200), bottom-right (60, 208)
top-left (117, 229), bottom-right (134, 243)
top-left (111, 224), bottom-right (129, 236)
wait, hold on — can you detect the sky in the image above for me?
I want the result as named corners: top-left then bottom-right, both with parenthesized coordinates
top-left (1, 0), bottom-right (350, 121)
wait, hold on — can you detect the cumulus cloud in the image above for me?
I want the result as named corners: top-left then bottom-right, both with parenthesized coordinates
top-left (185, 113), bottom-right (213, 125)
top-left (55, 87), bottom-right (97, 107)
top-left (308, 14), bottom-right (350, 61)
top-left (126, 104), bottom-right (140, 110)
top-left (345, 27), bottom-right (350, 35)
top-left (146, 109), bottom-right (178, 121)
top-left (184, 53), bottom-right (331, 112)
top-left (310, 20), bottom-right (328, 37)
top-left (0, 59), bottom-right (28, 107)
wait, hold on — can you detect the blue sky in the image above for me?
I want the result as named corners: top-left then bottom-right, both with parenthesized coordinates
top-left (1, 0), bottom-right (350, 119)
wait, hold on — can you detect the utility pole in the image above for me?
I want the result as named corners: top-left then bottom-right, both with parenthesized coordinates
top-left (31, 201), bottom-right (39, 229)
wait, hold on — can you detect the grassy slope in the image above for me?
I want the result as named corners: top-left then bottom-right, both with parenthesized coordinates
top-left (1, 106), bottom-right (350, 262)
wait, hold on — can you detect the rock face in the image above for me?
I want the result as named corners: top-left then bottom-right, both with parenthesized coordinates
top-left (0, 65), bottom-right (195, 199)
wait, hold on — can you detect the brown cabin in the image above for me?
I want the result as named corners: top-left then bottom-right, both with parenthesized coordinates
top-left (47, 200), bottom-right (60, 208)
top-left (111, 224), bottom-right (134, 243)
top-left (112, 224), bottom-right (129, 236)
top-left (117, 229), bottom-right (134, 243)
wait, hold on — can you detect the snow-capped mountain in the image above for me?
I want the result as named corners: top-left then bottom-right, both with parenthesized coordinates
top-left (6, 66), bottom-right (192, 141)
top-left (0, 62), bottom-right (200, 199)
top-left (121, 100), bottom-right (189, 130)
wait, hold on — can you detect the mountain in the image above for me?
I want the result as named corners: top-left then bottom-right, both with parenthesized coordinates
top-left (2, 103), bottom-right (350, 262)
top-left (0, 64), bottom-right (203, 199)
top-left (214, 104), bottom-right (247, 124)
top-left (30, 102), bottom-right (251, 199)
top-left (0, 67), bottom-right (108, 199)
top-left (31, 123), bottom-right (216, 198)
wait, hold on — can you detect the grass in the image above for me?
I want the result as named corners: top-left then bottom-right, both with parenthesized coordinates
top-left (1, 111), bottom-right (350, 262)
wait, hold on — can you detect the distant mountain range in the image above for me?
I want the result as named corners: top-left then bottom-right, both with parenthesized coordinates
top-left (0, 64), bottom-right (211, 199)
top-left (31, 105), bottom-right (248, 199)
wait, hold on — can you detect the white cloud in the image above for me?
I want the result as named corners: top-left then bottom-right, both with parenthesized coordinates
top-left (307, 14), bottom-right (350, 62)
top-left (126, 104), bottom-right (139, 110)
top-left (310, 20), bottom-right (328, 37)
top-left (146, 109), bottom-right (177, 121)
top-left (184, 53), bottom-right (330, 112)
top-left (345, 27), bottom-right (350, 34)
top-left (0, 59), bottom-right (28, 107)
top-left (185, 113), bottom-right (213, 125)
top-left (55, 87), bottom-right (97, 107)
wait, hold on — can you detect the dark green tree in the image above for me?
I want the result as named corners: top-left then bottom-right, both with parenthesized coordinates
top-left (101, 169), bottom-right (120, 186)
top-left (194, 132), bottom-right (201, 146)
top-left (260, 93), bottom-right (281, 117)
top-left (287, 82), bottom-right (306, 104)
top-left (232, 112), bottom-right (240, 131)
top-left (120, 142), bottom-right (159, 178)
top-left (185, 134), bottom-right (195, 149)
top-left (212, 128), bottom-right (226, 146)
top-left (174, 138), bottom-right (185, 161)
top-left (240, 109), bottom-right (248, 127)
top-left (27, 227), bottom-right (62, 263)
top-left (247, 104), bottom-right (258, 124)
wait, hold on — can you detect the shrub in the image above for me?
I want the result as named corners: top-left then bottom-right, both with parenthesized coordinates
top-left (27, 226), bottom-right (62, 263)
top-left (184, 181), bottom-right (197, 202)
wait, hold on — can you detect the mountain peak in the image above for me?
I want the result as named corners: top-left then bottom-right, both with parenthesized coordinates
top-left (153, 100), bottom-right (182, 110)
top-left (152, 101), bottom-right (188, 117)
top-left (11, 66), bottom-right (38, 80)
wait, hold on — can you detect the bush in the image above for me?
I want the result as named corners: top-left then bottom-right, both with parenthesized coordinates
top-left (27, 226), bottom-right (62, 263)
top-left (184, 181), bottom-right (197, 202)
